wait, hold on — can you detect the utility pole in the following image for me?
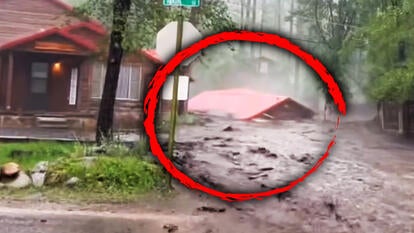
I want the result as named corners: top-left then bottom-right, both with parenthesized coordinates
top-left (167, 9), bottom-right (184, 188)
top-left (161, 0), bottom-right (201, 188)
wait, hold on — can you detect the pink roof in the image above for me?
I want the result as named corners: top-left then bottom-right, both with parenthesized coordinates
top-left (188, 88), bottom-right (293, 120)
top-left (141, 49), bottom-right (163, 64)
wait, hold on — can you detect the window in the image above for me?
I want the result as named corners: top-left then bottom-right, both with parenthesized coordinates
top-left (69, 68), bottom-right (78, 105)
top-left (91, 62), bottom-right (143, 100)
top-left (31, 62), bottom-right (49, 94)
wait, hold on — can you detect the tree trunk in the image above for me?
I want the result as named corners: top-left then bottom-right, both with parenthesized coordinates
top-left (96, 0), bottom-right (131, 144)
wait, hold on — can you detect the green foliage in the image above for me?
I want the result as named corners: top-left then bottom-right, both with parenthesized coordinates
top-left (74, 0), bottom-right (235, 52)
top-left (47, 155), bottom-right (167, 194)
top-left (0, 140), bottom-right (167, 196)
top-left (0, 142), bottom-right (76, 170)
top-left (369, 63), bottom-right (414, 102)
top-left (291, 0), bottom-right (362, 103)
top-left (342, 0), bottom-right (414, 101)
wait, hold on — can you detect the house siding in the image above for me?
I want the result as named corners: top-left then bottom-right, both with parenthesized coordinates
top-left (0, 0), bottom-right (160, 134)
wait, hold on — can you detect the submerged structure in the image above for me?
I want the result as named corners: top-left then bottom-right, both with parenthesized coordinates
top-left (188, 88), bottom-right (315, 121)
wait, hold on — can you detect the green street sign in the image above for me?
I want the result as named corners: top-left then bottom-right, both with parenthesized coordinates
top-left (163, 0), bottom-right (200, 7)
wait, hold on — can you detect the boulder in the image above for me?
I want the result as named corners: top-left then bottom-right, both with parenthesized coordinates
top-left (32, 161), bottom-right (48, 173)
top-left (31, 172), bottom-right (46, 187)
top-left (31, 161), bottom-right (48, 187)
top-left (4, 171), bottom-right (32, 188)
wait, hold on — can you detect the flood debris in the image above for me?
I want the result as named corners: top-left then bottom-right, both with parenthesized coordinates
top-left (259, 167), bottom-right (274, 171)
top-left (163, 224), bottom-right (178, 233)
top-left (198, 174), bottom-right (222, 190)
top-left (203, 136), bottom-right (222, 141)
top-left (212, 143), bottom-right (228, 148)
top-left (222, 126), bottom-right (237, 132)
top-left (265, 153), bottom-right (278, 158)
top-left (247, 174), bottom-right (268, 180)
top-left (188, 88), bottom-right (315, 121)
top-left (275, 191), bottom-right (293, 201)
top-left (290, 153), bottom-right (314, 165)
top-left (197, 206), bottom-right (226, 213)
top-left (248, 147), bottom-right (269, 154)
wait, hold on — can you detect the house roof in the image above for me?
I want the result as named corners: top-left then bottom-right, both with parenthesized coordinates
top-left (141, 49), bottom-right (163, 64)
top-left (0, 0), bottom-right (161, 62)
top-left (188, 88), bottom-right (312, 120)
top-left (0, 25), bottom-right (100, 51)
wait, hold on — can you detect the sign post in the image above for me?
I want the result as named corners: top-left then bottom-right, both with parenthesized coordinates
top-left (163, 0), bottom-right (200, 7)
top-left (161, 0), bottom-right (200, 188)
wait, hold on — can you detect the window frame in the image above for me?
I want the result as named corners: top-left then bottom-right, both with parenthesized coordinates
top-left (91, 62), bottom-right (144, 101)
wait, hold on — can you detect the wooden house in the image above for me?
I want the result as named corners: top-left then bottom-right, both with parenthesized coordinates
top-left (377, 101), bottom-right (414, 137)
top-left (0, 0), bottom-right (162, 133)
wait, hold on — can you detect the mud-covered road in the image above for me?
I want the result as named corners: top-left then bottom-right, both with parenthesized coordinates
top-left (170, 116), bottom-right (414, 233)
top-left (1, 115), bottom-right (413, 233)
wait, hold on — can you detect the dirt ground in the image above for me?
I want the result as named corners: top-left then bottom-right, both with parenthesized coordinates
top-left (0, 112), bottom-right (413, 233)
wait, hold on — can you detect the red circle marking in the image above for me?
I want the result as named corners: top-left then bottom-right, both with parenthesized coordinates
top-left (143, 31), bottom-right (347, 202)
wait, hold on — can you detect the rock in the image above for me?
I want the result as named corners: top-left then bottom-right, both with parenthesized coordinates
top-left (31, 172), bottom-right (46, 187)
top-left (32, 161), bottom-right (48, 173)
top-left (163, 224), bottom-right (178, 233)
top-left (31, 161), bottom-right (48, 187)
top-left (1, 162), bottom-right (20, 176)
top-left (4, 171), bottom-right (32, 188)
top-left (65, 177), bottom-right (80, 187)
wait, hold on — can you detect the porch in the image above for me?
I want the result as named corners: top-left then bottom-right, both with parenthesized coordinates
top-left (0, 51), bottom-right (89, 113)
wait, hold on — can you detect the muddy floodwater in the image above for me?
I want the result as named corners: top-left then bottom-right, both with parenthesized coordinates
top-left (174, 117), bottom-right (334, 193)
top-left (168, 115), bottom-right (414, 233)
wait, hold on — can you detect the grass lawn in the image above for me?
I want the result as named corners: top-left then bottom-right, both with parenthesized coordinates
top-left (0, 142), bottom-right (76, 170)
top-left (0, 142), bottom-right (170, 203)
